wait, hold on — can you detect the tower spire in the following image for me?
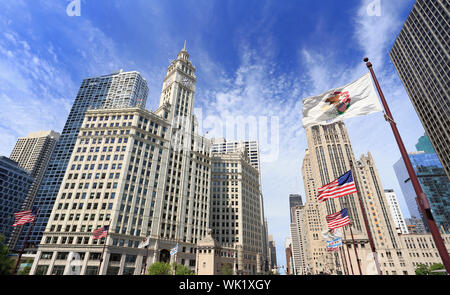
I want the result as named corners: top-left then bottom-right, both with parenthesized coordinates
top-left (183, 40), bottom-right (187, 51)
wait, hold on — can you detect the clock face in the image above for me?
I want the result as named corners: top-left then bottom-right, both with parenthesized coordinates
top-left (181, 77), bottom-right (190, 87)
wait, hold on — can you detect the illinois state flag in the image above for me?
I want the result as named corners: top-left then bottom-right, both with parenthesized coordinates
top-left (302, 73), bottom-right (382, 128)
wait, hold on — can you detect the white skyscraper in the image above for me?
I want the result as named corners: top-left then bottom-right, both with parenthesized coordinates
top-left (384, 189), bottom-right (409, 235)
top-left (211, 138), bottom-right (270, 272)
top-left (29, 45), bottom-right (211, 275)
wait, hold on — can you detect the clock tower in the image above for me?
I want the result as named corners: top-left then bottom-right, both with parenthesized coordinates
top-left (152, 43), bottom-right (211, 250)
top-left (157, 41), bottom-right (196, 123)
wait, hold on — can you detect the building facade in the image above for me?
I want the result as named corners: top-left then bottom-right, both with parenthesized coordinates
top-left (0, 157), bottom-right (34, 243)
top-left (416, 134), bottom-right (436, 154)
top-left (268, 235), bottom-right (277, 271)
top-left (8, 130), bottom-right (60, 251)
top-left (394, 151), bottom-right (450, 234)
top-left (289, 194), bottom-right (303, 222)
top-left (22, 70), bottom-right (149, 253)
top-left (284, 237), bottom-right (293, 275)
top-left (211, 138), bottom-right (270, 273)
top-left (289, 205), bottom-right (309, 275)
top-left (405, 216), bottom-right (427, 234)
top-left (390, 0), bottom-right (450, 178)
top-left (209, 150), bottom-right (263, 274)
top-left (29, 47), bottom-right (213, 275)
top-left (299, 122), bottom-right (417, 275)
top-left (384, 189), bottom-right (409, 235)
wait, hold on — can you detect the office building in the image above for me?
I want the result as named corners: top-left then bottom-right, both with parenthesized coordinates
top-left (405, 216), bottom-right (427, 234)
top-left (394, 151), bottom-right (450, 234)
top-left (8, 130), bottom-right (60, 251)
top-left (390, 0), bottom-right (450, 178)
top-left (384, 189), bottom-right (409, 235)
top-left (22, 70), bottom-right (148, 253)
top-left (285, 237), bottom-right (293, 275)
top-left (289, 205), bottom-right (309, 275)
top-left (268, 235), bottom-right (277, 271)
top-left (210, 149), bottom-right (263, 274)
top-left (289, 194), bottom-right (303, 222)
top-left (0, 157), bottom-right (33, 243)
top-left (300, 122), bottom-right (411, 275)
top-left (211, 138), bottom-right (270, 272)
top-left (416, 134), bottom-right (436, 154)
top-left (211, 139), bottom-right (260, 171)
top-left (29, 46), bottom-right (214, 275)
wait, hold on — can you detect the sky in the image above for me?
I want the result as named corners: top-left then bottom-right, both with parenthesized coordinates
top-left (0, 0), bottom-right (423, 273)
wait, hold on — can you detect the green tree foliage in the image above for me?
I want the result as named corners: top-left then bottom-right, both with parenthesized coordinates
top-left (415, 264), bottom-right (430, 275)
top-left (415, 263), bottom-right (447, 275)
top-left (147, 262), bottom-right (195, 275)
top-left (18, 266), bottom-right (31, 275)
top-left (0, 234), bottom-right (14, 275)
top-left (221, 263), bottom-right (233, 275)
top-left (174, 263), bottom-right (195, 275)
top-left (147, 262), bottom-right (171, 275)
top-left (429, 263), bottom-right (446, 275)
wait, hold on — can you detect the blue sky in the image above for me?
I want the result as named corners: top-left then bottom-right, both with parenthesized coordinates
top-left (0, 0), bottom-right (422, 272)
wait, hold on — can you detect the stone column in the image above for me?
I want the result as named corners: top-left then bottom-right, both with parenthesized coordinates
top-left (46, 250), bottom-right (58, 275)
top-left (29, 250), bottom-right (41, 275)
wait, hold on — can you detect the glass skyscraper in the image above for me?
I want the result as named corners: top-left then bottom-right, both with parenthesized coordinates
top-left (416, 134), bottom-right (436, 154)
top-left (0, 157), bottom-right (33, 243)
top-left (394, 152), bottom-right (450, 234)
top-left (17, 70), bottom-right (148, 251)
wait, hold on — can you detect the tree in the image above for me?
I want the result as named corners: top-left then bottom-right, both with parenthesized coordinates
top-left (415, 264), bottom-right (430, 275)
top-left (415, 263), bottom-right (446, 275)
top-left (429, 263), bottom-right (446, 275)
top-left (221, 263), bottom-right (233, 275)
top-left (174, 263), bottom-right (195, 275)
top-left (18, 266), bottom-right (31, 275)
top-left (147, 262), bottom-right (171, 275)
top-left (147, 262), bottom-right (196, 275)
top-left (0, 234), bottom-right (14, 275)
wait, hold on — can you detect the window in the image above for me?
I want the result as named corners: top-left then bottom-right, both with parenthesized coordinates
top-left (109, 253), bottom-right (121, 262)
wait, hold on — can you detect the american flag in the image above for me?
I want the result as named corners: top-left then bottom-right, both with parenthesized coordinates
top-left (93, 225), bottom-right (109, 240)
top-left (12, 208), bottom-right (37, 226)
top-left (170, 243), bottom-right (178, 256)
top-left (317, 170), bottom-right (357, 203)
top-left (326, 208), bottom-right (350, 230)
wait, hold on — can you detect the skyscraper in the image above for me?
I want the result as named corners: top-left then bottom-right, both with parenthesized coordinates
top-left (289, 194), bottom-right (303, 222)
top-left (22, 71), bottom-right (148, 253)
top-left (416, 134), bottom-right (435, 154)
top-left (390, 0), bottom-right (449, 178)
top-left (394, 151), bottom-right (450, 234)
top-left (300, 122), bottom-right (409, 275)
top-left (268, 235), bottom-right (277, 271)
top-left (30, 46), bottom-right (213, 275)
top-left (289, 205), bottom-right (309, 275)
top-left (210, 150), bottom-right (263, 274)
top-left (8, 130), bottom-right (60, 251)
top-left (0, 157), bottom-right (33, 243)
top-left (384, 189), bottom-right (409, 235)
top-left (211, 138), bottom-right (270, 272)
top-left (211, 139), bottom-right (260, 171)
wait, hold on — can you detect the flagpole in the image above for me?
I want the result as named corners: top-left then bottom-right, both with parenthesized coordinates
top-left (340, 246), bottom-right (348, 275)
top-left (141, 243), bottom-right (149, 275)
top-left (364, 57), bottom-right (450, 274)
top-left (348, 224), bottom-right (363, 275)
top-left (343, 228), bottom-right (354, 275)
top-left (349, 160), bottom-right (382, 275)
top-left (12, 201), bottom-right (41, 275)
top-left (97, 222), bottom-right (110, 275)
